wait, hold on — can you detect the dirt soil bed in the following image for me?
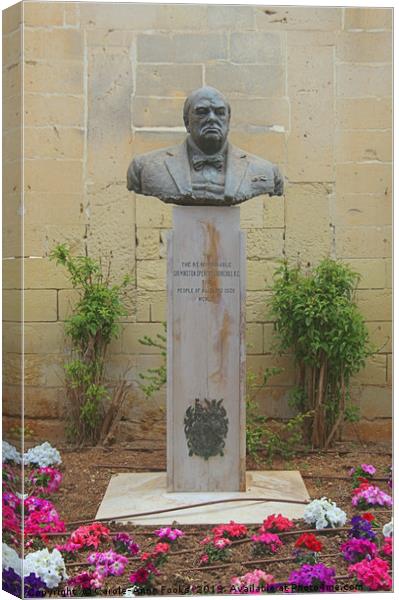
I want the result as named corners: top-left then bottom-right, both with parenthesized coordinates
top-left (49, 441), bottom-right (392, 595)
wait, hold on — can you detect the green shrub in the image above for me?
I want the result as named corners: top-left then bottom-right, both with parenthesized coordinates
top-left (50, 244), bottom-right (131, 444)
top-left (269, 258), bottom-right (373, 448)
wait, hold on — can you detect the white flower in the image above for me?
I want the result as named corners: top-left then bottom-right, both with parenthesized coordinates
top-left (304, 497), bottom-right (346, 529)
top-left (23, 442), bottom-right (62, 467)
top-left (2, 543), bottom-right (22, 576)
top-left (24, 548), bottom-right (67, 589)
top-left (2, 441), bottom-right (21, 464)
top-left (124, 587), bottom-right (137, 597)
top-left (382, 520), bottom-right (393, 538)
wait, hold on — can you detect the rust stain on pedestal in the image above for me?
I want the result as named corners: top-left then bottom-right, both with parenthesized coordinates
top-left (202, 221), bottom-right (221, 304)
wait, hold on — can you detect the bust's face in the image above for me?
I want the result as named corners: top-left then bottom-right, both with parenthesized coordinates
top-left (186, 89), bottom-right (230, 154)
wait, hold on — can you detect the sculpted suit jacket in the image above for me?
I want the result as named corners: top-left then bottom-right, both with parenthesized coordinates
top-left (127, 139), bottom-right (284, 205)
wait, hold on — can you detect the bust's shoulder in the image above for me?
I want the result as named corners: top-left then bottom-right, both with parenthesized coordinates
top-left (132, 143), bottom-right (185, 169)
top-left (229, 144), bottom-right (275, 173)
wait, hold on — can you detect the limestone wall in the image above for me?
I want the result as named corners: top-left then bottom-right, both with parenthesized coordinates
top-left (2, 3), bottom-right (392, 445)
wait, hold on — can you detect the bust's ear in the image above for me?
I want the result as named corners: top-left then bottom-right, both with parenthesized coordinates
top-left (183, 116), bottom-right (190, 133)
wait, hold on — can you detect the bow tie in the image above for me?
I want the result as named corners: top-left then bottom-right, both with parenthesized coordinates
top-left (192, 153), bottom-right (224, 172)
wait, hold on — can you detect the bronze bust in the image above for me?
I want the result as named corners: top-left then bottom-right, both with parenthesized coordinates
top-left (127, 86), bottom-right (284, 205)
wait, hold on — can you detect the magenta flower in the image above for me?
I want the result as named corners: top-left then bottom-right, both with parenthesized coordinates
top-left (154, 527), bottom-right (184, 541)
top-left (340, 538), bottom-right (378, 563)
top-left (352, 485), bottom-right (392, 508)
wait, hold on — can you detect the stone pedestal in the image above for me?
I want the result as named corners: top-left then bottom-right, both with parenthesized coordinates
top-left (167, 206), bottom-right (246, 492)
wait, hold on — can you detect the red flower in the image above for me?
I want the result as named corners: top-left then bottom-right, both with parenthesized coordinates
top-left (140, 552), bottom-right (151, 562)
top-left (212, 521), bottom-right (248, 540)
top-left (362, 513), bottom-right (376, 522)
top-left (295, 533), bottom-right (323, 552)
top-left (153, 542), bottom-right (170, 555)
top-left (260, 514), bottom-right (294, 533)
top-left (352, 482), bottom-right (372, 496)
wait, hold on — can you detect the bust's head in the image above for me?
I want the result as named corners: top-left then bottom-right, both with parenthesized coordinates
top-left (183, 86), bottom-right (231, 155)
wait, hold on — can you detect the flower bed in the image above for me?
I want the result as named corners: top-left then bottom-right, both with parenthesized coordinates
top-left (2, 441), bottom-right (393, 595)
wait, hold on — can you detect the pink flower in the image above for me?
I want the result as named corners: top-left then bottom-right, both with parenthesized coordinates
top-left (199, 554), bottom-right (209, 564)
top-left (260, 514), bottom-right (294, 533)
top-left (154, 527), bottom-right (184, 541)
top-left (381, 537), bottom-right (392, 558)
top-left (214, 537), bottom-right (232, 549)
top-left (349, 557), bottom-right (392, 591)
top-left (252, 533), bottom-right (283, 554)
top-left (352, 485), bottom-right (392, 508)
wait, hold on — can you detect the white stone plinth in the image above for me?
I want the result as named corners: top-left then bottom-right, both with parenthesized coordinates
top-left (167, 207), bottom-right (246, 492)
top-left (95, 471), bottom-right (310, 525)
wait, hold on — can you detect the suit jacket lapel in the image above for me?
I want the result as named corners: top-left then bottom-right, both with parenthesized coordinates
top-left (164, 141), bottom-right (192, 196)
top-left (224, 144), bottom-right (249, 202)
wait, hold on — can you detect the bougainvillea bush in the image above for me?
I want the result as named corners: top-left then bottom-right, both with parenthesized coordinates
top-left (2, 446), bottom-right (393, 596)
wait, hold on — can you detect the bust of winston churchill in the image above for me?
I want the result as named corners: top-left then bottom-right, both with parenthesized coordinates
top-left (127, 86), bottom-right (284, 206)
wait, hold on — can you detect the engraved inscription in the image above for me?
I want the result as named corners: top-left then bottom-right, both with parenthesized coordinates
top-left (173, 259), bottom-right (239, 302)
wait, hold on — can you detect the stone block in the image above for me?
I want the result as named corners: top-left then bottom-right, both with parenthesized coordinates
top-left (2, 385), bottom-right (22, 417)
top-left (132, 97), bottom-right (184, 128)
top-left (246, 229), bottom-right (284, 259)
top-left (23, 387), bottom-right (67, 419)
top-left (3, 129), bottom-right (20, 163)
top-left (24, 61), bottom-right (83, 94)
top-left (137, 260), bottom-right (166, 291)
top-left (341, 418), bottom-right (391, 442)
top-left (25, 290), bottom-right (57, 322)
top-left (336, 164), bottom-right (392, 196)
top-left (137, 32), bottom-right (227, 63)
top-left (3, 94), bottom-right (21, 130)
top-left (246, 323), bottom-right (263, 354)
top-left (229, 130), bottom-right (286, 164)
top-left (136, 290), bottom-right (167, 323)
top-left (23, 322), bottom-right (67, 354)
top-left (80, 3), bottom-right (208, 31)
top-left (385, 259), bottom-right (392, 289)
top-left (3, 28), bottom-right (21, 67)
top-left (3, 290), bottom-right (21, 321)
top-left (2, 2), bottom-right (22, 34)
top-left (253, 387), bottom-right (296, 420)
top-left (24, 94), bottom-right (84, 127)
top-left (239, 197), bottom-right (264, 229)
top-left (246, 291), bottom-right (272, 323)
top-left (344, 8), bottom-right (392, 30)
top-left (247, 354), bottom-right (296, 386)
top-left (58, 289), bottom-right (80, 320)
top-left (387, 354), bottom-right (392, 386)
top-left (337, 64), bottom-right (392, 98)
top-left (335, 130), bottom-right (392, 163)
top-left (23, 2), bottom-right (65, 27)
top-left (263, 323), bottom-right (279, 354)
top-left (122, 323), bottom-right (165, 354)
top-left (136, 64), bottom-right (202, 98)
top-left (86, 28), bottom-right (134, 47)
top-left (353, 355), bottom-right (387, 386)
top-left (229, 98), bottom-right (290, 130)
top-left (24, 159), bottom-right (83, 194)
top-left (87, 47), bottom-right (133, 183)
top-left (335, 193), bottom-right (391, 227)
top-left (24, 127), bottom-right (84, 160)
top-left (24, 29), bottom-right (83, 61)
top-left (208, 5), bottom-right (254, 29)
top-left (24, 192), bottom-right (85, 226)
top-left (136, 196), bottom-right (172, 228)
top-left (23, 419), bottom-right (67, 445)
top-left (336, 98), bottom-right (392, 130)
top-left (287, 31), bottom-right (337, 47)
top-left (230, 32), bottom-right (283, 63)
top-left (255, 6), bottom-right (341, 31)
top-left (247, 260), bottom-right (280, 291)
top-left (136, 228), bottom-right (160, 260)
top-left (206, 62), bottom-right (285, 97)
top-left (264, 195), bottom-right (285, 228)
top-left (131, 131), bottom-right (186, 157)
top-left (2, 258), bottom-right (22, 289)
top-left (64, 3), bottom-right (79, 27)
top-left (356, 385), bottom-right (392, 419)
top-left (336, 31), bottom-right (392, 63)
top-left (367, 322), bottom-right (392, 354)
top-left (3, 160), bottom-right (21, 195)
top-left (2, 323), bottom-right (21, 354)
top-left (342, 259), bottom-right (385, 289)
top-left (3, 63), bottom-right (21, 99)
top-left (285, 183), bottom-right (333, 262)
top-left (336, 226), bottom-right (391, 259)
top-left (356, 289), bottom-right (392, 321)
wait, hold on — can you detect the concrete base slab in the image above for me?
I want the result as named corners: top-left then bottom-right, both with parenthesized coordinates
top-left (96, 471), bottom-right (310, 525)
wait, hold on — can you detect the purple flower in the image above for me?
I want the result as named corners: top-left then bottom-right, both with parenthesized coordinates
top-left (361, 464), bottom-right (376, 476)
top-left (349, 516), bottom-right (376, 541)
top-left (113, 532), bottom-right (140, 556)
top-left (340, 538), bottom-right (378, 563)
top-left (154, 527), bottom-right (184, 542)
top-left (289, 563), bottom-right (336, 591)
